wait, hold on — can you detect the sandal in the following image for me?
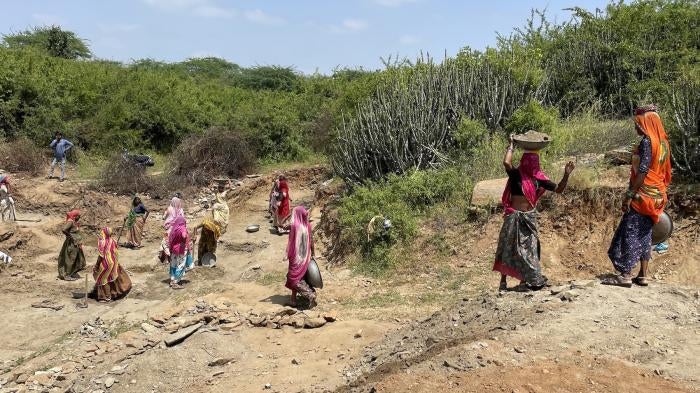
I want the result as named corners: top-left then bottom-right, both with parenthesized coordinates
top-left (633, 277), bottom-right (649, 287)
top-left (170, 283), bottom-right (184, 290)
top-left (601, 275), bottom-right (633, 288)
top-left (98, 299), bottom-right (112, 303)
top-left (63, 276), bottom-right (78, 281)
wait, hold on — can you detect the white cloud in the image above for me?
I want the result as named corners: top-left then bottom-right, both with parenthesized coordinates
top-left (373, 0), bottom-right (418, 7)
top-left (31, 13), bottom-right (64, 26)
top-left (342, 18), bottom-right (368, 31)
top-left (399, 34), bottom-right (420, 45)
top-left (244, 9), bottom-right (285, 25)
top-left (194, 5), bottom-right (236, 19)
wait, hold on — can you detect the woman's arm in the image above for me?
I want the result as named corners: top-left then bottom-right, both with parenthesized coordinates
top-left (503, 134), bottom-right (515, 171)
top-left (555, 161), bottom-right (576, 193)
top-left (62, 222), bottom-right (73, 237)
top-left (623, 137), bottom-right (651, 212)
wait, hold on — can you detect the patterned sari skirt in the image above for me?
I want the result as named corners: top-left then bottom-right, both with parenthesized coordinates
top-left (493, 210), bottom-right (547, 287)
top-left (608, 208), bottom-right (653, 275)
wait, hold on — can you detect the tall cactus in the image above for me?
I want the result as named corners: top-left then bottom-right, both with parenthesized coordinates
top-left (333, 55), bottom-right (544, 183)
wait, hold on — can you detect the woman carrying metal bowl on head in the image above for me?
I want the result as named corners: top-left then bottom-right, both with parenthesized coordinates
top-left (493, 133), bottom-right (575, 291)
top-left (605, 105), bottom-right (671, 288)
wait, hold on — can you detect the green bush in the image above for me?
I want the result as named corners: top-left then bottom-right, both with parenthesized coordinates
top-left (453, 117), bottom-right (489, 154)
top-left (337, 168), bottom-right (464, 275)
top-left (505, 100), bottom-right (558, 135)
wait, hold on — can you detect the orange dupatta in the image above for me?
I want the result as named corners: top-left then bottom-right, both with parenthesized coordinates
top-left (631, 110), bottom-right (672, 224)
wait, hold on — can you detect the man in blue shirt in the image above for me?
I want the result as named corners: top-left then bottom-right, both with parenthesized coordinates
top-left (48, 132), bottom-right (73, 181)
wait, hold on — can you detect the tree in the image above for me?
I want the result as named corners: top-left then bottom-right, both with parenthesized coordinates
top-left (2, 26), bottom-right (91, 59)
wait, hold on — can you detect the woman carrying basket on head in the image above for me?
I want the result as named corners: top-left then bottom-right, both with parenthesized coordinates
top-left (493, 134), bottom-right (575, 291)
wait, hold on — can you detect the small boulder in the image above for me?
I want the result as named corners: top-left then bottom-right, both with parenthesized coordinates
top-left (208, 358), bottom-right (235, 367)
top-left (304, 317), bottom-right (327, 329)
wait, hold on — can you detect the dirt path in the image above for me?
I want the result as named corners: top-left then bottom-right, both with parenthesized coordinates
top-left (0, 168), bottom-right (399, 393)
top-left (0, 167), bottom-right (698, 393)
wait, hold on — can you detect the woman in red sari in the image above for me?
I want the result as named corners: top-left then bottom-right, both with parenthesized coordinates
top-left (493, 135), bottom-right (575, 291)
top-left (275, 176), bottom-right (292, 234)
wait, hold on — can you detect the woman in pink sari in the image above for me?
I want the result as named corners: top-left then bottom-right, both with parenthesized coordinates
top-left (493, 134), bottom-right (575, 291)
top-left (168, 216), bottom-right (192, 289)
top-left (285, 206), bottom-right (316, 307)
top-left (160, 196), bottom-right (184, 264)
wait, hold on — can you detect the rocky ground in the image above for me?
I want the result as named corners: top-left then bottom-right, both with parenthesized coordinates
top-left (0, 163), bottom-right (698, 393)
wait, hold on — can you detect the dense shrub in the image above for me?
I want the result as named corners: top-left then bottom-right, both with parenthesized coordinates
top-left (0, 138), bottom-right (46, 175)
top-left (505, 100), bottom-right (558, 135)
top-left (170, 128), bottom-right (255, 186)
top-left (453, 118), bottom-right (490, 154)
top-left (337, 168), bottom-right (465, 275)
top-left (0, 45), bottom-right (377, 163)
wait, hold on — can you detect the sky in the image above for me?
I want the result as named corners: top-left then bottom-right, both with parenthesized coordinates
top-left (0, 0), bottom-right (612, 74)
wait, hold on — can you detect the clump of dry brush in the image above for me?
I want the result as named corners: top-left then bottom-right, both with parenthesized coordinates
top-left (97, 153), bottom-right (161, 195)
top-left (0, 138), bottom-right (46, 175)
top-left (170, 127), bottom-right (254, 186)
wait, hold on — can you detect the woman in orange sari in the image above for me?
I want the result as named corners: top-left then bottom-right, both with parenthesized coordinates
top-left (606, 105), bottom-right (672, 287)
top-left (90, 227), bottom-right (132, 302)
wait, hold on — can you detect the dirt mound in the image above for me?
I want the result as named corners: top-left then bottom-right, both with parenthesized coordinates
top-left (337, 283), bottom-right (700, 392)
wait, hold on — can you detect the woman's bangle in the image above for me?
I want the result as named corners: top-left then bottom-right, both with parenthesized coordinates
top-left (625, 189), bottom-right (636, 199)
top-left (507, 146), bottom-right (514, 152)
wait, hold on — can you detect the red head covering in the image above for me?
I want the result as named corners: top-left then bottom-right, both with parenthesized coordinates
top-left (66, 209), bottom-right (81, 226)
top-left (501, 153), bottom-right (550, 215)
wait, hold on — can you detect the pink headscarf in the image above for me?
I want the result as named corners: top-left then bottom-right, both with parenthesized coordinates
top-left (168, 216), bottom-right (189, 256)
top-left (164, 197), bottom-right (184, 230)
top-left (285, 206), bottom-right (312, 290)
top-left (502, 153), bottom-right (550, 215)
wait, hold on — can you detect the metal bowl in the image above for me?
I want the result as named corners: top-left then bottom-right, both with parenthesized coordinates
top-left (304, 258), bottom-right (323, 289)
top-left (246, 224), bottom-right (260, 233)
top-left (201, 252), bottom-right (217, 267)
top-left (652, 211), bottom-right (673, 245)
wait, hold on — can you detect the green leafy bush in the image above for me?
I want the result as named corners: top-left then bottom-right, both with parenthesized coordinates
top-left (453, 117), bottom-right (489, 154)
top-left (337, 168), bottom-right (464, 275)
top-left (505, 100), bottom-right (558, 135)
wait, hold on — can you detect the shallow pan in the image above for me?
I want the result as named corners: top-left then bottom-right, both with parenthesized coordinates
top-left (201, 252), bottom-right (217, 267)
top-left (305, 258), bottom-right (323, 289)
top-left (513, 130), bottom-right (551, 151)
top-left (652, 211), bottom-right (673, 245)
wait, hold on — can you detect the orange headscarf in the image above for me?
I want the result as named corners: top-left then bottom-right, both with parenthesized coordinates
top-left (631, 110), bottom-right (672, 224)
